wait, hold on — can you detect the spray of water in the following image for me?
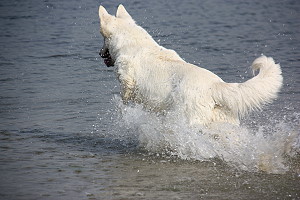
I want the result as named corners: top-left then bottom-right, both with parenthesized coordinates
top-left (104, 96), bottom-right (299, 174)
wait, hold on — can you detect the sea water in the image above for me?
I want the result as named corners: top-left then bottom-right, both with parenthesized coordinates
top-left (0, 0), bottom-right (299, 199)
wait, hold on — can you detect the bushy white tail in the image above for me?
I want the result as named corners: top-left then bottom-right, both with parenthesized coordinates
top-left (212, 55), bottom-right (283, 117)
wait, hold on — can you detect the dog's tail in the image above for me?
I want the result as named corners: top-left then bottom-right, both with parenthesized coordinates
top-left (212, 55), bottom-right (283, 117)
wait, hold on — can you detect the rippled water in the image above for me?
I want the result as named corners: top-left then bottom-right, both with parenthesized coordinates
top-left (0, 0), bottom-right (299, 199)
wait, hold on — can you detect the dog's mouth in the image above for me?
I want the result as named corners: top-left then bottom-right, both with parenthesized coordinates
top-left (99, 48), bottom-right (114, 67)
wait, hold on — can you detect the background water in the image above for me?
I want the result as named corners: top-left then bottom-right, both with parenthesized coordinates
top-left (0, 0), bottom-right (299, 199)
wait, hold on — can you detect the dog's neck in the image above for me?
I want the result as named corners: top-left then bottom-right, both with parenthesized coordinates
top-left (109, 26), bottom-right (159, 58)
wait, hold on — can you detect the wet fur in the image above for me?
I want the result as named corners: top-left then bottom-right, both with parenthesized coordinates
top-left (98, 5), bottom-right (283, 126)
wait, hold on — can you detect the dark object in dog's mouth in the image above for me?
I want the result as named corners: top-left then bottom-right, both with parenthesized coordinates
top-left (99, 48), bottom-right (114, 67)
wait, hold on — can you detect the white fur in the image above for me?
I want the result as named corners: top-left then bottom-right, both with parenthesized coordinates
top-left (98, 5), bottom-right (283, 126)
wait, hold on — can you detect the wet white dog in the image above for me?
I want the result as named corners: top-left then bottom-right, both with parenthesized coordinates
top-left (98, 5), bottom-right (283, 126)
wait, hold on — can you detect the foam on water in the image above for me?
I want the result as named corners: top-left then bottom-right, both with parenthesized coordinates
top-left (106, 96), bottom-right (299, 174)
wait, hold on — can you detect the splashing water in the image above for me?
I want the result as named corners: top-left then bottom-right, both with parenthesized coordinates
top-left (107, 96), bottom-right (299, 174)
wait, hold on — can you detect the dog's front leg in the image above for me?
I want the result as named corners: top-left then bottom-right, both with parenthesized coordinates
top-left (117, 61), bottom-right (136, 104)
top-left (120, 78), bottom-right (136, 104)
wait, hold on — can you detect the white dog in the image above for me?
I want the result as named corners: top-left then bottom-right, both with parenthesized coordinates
top-left (98, 5), bottom-right (283, 126)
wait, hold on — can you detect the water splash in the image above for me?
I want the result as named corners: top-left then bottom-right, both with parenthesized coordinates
top-left (108, 96), bottom-right (299, 174)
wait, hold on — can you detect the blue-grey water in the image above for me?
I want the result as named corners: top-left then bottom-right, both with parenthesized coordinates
top-left (0, 0), bottom-right (299, 199)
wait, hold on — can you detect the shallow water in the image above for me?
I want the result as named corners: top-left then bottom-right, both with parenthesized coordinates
top-left (0, 0), bottom-right (299, 199)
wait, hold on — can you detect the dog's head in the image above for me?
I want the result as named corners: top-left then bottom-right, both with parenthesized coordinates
top-left (98, 5), bottom-right (135, 67)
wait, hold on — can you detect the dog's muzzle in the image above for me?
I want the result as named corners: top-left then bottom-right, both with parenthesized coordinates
top-left (99, 48), bottom-right (114, 67)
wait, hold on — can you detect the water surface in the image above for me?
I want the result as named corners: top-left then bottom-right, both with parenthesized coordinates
top-left (0, 0), bottom-right (299, 199)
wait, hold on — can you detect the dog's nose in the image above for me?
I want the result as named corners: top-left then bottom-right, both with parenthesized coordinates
top-left (100, 48), bottom-right (109, 58)
top-left (99, 50), bottom-right (104, 57)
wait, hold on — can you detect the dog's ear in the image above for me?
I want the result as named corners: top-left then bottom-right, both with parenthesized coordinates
top-left (99, 6), bottom-right (112, 26)
top-left (116, 4), bottom-right (134, 22)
